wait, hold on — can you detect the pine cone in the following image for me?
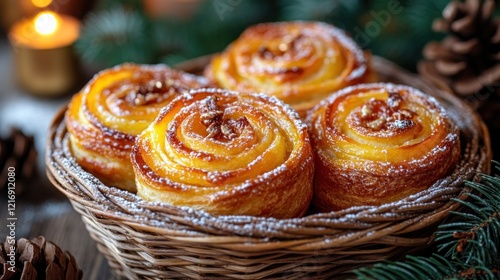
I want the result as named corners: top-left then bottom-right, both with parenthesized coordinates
top-left (0, 236), bottom-right (83, 280)
top-left (418, 0), bottom-right (500, 98)
top-left (0, 128), bottom-right (38, 194)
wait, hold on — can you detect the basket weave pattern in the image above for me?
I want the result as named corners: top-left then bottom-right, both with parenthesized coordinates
top-left (46, 57), bottom-right (491, 279)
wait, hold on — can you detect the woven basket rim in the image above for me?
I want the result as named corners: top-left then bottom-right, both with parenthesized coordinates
top-left (46, 56), bottom-right (492, 248)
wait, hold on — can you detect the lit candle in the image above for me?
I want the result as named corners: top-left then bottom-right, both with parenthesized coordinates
top-left (8, 10), bottom-right (81, 97)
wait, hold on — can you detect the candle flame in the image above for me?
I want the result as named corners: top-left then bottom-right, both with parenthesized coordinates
top-left (32, 0), bottom-right (53, 8)
top-left (34, 11), bottom-right (58, 35)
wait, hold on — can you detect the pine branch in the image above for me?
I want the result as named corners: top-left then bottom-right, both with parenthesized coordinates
top-left (76, 1), bottom-right (277, 67)
top-left (354, 161), bottom-right (500, 280)
top-left (75, 7), bottom-right (154, 67)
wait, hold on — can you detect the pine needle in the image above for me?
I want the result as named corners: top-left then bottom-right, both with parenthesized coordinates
top-left (354, 161), bottom-right (500, 280)
top-left (76, 8), bottom-right (153, 67)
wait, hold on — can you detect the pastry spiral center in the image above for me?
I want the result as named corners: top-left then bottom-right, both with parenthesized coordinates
top-left (354, 91), bottom-right (417, 132)
top-left (200, 96), bottom-right (247, 141)
top-left (126, 79), bottom-right (183, 106)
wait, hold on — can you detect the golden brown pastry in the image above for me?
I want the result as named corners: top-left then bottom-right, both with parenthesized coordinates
top-left (132, 88), bottom-right (314, 218)
top-left (65, 64), bottom-right (212, 192)
top-left (306, 83), bottom-right (461, 211)
top-left (205, 21), bottom-right (376, 117)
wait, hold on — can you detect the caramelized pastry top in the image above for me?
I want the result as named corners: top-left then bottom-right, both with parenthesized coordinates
top-left (132, 88), bottom-right (314, 217)
top-left (205, 21), bottom-right (375, 115)
top-left (306, 83), bottom-right (461, 211)
top-left (80, 64), bottom-right (212, 136)
top-left (65, 64), bottom-right (212, 192)
top-left (308, 83), bottom-right (459, 164)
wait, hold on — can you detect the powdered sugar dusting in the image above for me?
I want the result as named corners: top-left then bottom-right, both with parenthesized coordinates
top-left (46, 69), bottom-right (489, 242)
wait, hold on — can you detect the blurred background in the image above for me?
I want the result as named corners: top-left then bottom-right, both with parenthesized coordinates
top-left (1, 0), bottom-right (499, 93)
top-left (0, 0), bottom-right (460, 71)
top-left (0, 1), bottom-right (498, 278)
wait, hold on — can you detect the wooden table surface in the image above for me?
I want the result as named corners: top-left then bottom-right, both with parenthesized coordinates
top-left (0, 38), bottom-right (118, 279)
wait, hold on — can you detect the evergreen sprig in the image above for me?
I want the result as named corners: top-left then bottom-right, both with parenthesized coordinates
top-left (355, 161), bottom-right (500, 280)
top-left (76, 0), bottom-right (277, 68)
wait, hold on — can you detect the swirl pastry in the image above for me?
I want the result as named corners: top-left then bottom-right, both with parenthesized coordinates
top-left (65, 64), bottom-right (212, 192)
top-left (205, 21), bottom-right (376, 117)
top-left (306, 83), bottom-right (461, 211)
top-left (132, 88), bottom-right (314, 218)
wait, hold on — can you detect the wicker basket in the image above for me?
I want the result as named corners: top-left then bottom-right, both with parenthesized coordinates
top-left (46, 56), bottom-right (491, 279)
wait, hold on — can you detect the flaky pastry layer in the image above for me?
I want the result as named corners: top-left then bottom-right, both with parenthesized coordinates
top-left (132, 88), bottom-right (314, 218)
top-left (306, 83), bottom-right (461, 211)
top-left (205, 21), bottom-right (376, 117)
top-left (66, 64), bottom-right (212, 192)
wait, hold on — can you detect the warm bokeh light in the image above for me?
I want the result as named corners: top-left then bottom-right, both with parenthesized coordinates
top-left (34, 11), bottom-right (58, 35)
top-left (32, 0), bottom-right (52, 8)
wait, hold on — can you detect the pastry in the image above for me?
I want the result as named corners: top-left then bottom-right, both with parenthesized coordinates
top-left (65, 64), bottom-right (212, 192)
top-left (205, 21), bottom-right (376, 117)
top-left (132, 88), bottom-right (314, 218)
top-left (306, 83), bottom-right (461, 211)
